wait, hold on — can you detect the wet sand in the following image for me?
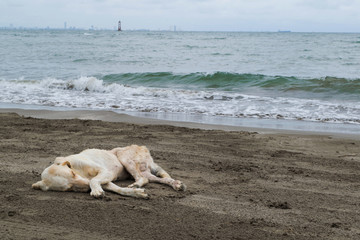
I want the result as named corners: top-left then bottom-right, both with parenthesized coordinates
top-left (1, 111), bottom-right (360, 239)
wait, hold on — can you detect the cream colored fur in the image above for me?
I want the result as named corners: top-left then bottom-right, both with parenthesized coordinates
top-left (32, 145), bottom-right (186, 198)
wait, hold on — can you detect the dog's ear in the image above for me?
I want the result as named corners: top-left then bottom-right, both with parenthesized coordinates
top-left (32, 180), bottom-right (48, 191)
top-left (54, 157), bottom-right (66, 165)
top-left (61, 161), bottom-right (72, 168)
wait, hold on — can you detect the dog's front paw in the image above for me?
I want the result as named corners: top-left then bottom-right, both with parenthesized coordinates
top-left (173, 180), bottom-right (187, 191)
top-left (133, 188), bottom-right (149, 199)
top-left (90, 189), bottom-right (105, 198)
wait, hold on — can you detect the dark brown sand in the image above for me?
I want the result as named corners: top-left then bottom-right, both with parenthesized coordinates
top-left (1, 112), bottom-right (360, 239)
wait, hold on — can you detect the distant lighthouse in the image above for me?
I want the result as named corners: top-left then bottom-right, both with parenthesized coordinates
top-left (118, 21), bottom-right (122, 31)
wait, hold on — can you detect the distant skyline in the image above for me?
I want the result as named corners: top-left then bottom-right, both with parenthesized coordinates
top-left (1, 0), bottom-right (360, 32)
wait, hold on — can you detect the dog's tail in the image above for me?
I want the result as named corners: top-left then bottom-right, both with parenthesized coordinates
top-left (150, 163), bottom-right (171, 179)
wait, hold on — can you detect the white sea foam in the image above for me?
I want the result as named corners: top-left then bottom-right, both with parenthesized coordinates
top-left (68, 77), bottom-right (107, 92)
top-left (1, 76), bottom-right (360, 124)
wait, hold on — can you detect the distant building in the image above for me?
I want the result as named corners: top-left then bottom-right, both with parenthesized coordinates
top-left (118, 21), bottom-right (121, 31)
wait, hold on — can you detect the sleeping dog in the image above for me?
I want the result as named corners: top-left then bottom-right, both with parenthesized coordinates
top-left (32, 145), bottom-right (186, 198)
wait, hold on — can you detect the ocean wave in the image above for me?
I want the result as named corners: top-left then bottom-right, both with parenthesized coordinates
top-left (0, 74), bottom-right (360, 124)
top-left (102, 72), bottom-right (256, 88)
top-left (4, 72), bottom-right (360, 96)
top-left (99, 72), bottom-right (360, 96)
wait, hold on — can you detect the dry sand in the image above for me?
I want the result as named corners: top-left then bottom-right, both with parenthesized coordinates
top-left (1, 111), bottom-right (360, 239)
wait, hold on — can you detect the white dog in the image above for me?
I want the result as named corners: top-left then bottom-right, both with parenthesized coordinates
top-left (32, 145), bottom-right (186, 198)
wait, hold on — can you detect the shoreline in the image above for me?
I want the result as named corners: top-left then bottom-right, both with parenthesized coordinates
top-left (1, 106), bottom-right (360, 140)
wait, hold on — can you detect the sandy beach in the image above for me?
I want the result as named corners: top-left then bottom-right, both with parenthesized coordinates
top-left (1, 110), bottom-right (360, 239)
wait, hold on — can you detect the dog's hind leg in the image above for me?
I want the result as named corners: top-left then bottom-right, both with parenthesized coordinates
top-left (115, 147), bottom-right (149, 188)
top-left (142, 171), bottom-right (186, 191)
top-left (125, 161), bottom-right (149, 189)
top-left (150, 163), bottom-right (171, 179)
top-left (102, 182), bottom-right (148, 199)
top-left (114, 145), bottom-right (186, 191)
top-left (118, 158), bottom-right (149, 188)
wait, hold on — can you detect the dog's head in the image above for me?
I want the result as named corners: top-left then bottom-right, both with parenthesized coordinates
top-left (32, 158), bottom-right (90, 192)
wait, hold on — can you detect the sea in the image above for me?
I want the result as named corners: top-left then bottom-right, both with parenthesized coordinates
top-left (1, 30), bottom-right (360, 134)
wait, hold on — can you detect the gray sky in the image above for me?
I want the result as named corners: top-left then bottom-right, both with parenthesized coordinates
top-left (1, 0), bottom-right (359, 32)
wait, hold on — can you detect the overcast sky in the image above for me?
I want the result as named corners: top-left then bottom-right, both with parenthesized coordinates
top-left (1, 0), bottom-right (359, 32)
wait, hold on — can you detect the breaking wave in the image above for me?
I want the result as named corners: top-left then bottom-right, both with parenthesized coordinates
top-left (1, 72), bottom-right (360, 124)
top-left (100, 72), bottom-right (360, 96)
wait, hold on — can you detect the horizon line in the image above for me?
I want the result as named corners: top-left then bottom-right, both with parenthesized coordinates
top-left (1, 25), bottom-right (359, 34)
